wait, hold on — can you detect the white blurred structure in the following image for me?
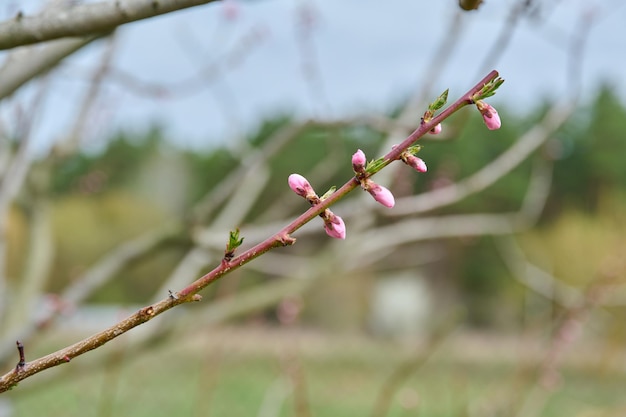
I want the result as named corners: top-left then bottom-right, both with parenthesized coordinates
top-left (369, 272), bottom-right (432, 339)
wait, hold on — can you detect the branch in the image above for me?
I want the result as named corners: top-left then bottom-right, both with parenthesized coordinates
top-left (389, 101), bottom-right (575, 216)
top-left (0, 70), bottom-right (501, 393)
top-left (0, 0), bottom-right (221, 51)
top-left (0, 294), bottom-right (196, 392)
top-left (0, 35), bottom-right (101, 99)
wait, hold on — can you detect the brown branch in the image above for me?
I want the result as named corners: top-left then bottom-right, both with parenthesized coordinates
top-left (0, 295), bottom-right (197, 392)
top-left (0, 70), bottom-right (500, 393)
top-left (0, 0), bottom-right (222, 51)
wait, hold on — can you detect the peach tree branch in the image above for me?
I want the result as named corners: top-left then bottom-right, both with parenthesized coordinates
top-left (0, 70), bottom-right (501, 393)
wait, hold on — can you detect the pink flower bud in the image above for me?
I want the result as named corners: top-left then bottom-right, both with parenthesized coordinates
top-left (428, 123), bottom-right (442, 135)
top-left (288, 174), bottom-right (314, 198)
top-left (365, 180), bottom-right (395, 208)
top-left (323, 212), bottom-right (346, 239)
top-left (352, 149), bottom-right (367, 173)
top-left (476, 101), bottom-right (501, 130)
top-left (405, 155), bottom-right (427, 173)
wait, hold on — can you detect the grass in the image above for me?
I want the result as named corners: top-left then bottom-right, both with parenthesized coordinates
top-left (4, 326), bottom-right (626, 417)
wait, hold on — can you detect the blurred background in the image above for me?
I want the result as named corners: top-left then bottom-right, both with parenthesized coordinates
top-left (1, 0), bottom-right (626, 416)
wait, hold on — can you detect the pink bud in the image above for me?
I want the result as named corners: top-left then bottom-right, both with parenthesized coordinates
top-left (428, 123), bottom-right (442, 135)
top-left (365, 181), bottom-right (395, 208)
top-left (476, 101), bottom-right (501, 130)
top-left (323, 212), bottom-right (346, 239)
top-left (352, 149), bottom-right (367, 173)
top-left (406, 155), bottom-right (427, 173)
top-left (288, 174), bottom-right (314, 198)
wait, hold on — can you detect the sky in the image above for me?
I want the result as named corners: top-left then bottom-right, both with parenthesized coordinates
top-left (1, 0), bottom-right (626, 151)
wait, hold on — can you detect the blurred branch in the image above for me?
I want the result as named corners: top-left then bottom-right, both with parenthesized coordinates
top-left (69, 24), bottom-right (266, 100)
top-left (497, 236), bottom-right (626, 308)
top-left (356, 157), bottom-right (552, 256)
top-left (477, 0), bottom-right (531, 76)
top-left (2, 195), bottom-right (54, 337)
top-left (0, 36), bottom-right (101, 99)
top-left (0, 80), bottom-right (50, 320)
top-left (515, 252), bottom-right (621, 417)
top-left (257, 377), bottom-right (292, 417)
top-left (370, 311), bottom-right (462, 417)
top-left (0, 0), bottom-right (221, 50)
top-left (282, 352), bottom-right (311, 417)
top-left (193, 121), bottom-right (313, 222)
top-left (55, 34), bottom-right (118, 156)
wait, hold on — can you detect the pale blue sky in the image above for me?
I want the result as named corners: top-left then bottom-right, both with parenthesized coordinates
top-left (2, 0), bottom-right (625, 150)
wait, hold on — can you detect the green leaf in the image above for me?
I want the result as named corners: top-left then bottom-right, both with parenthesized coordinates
top-left (320, 186), bottom-right (337, 200)
top-left (428, 89), bottom-right (449, 112)
top-left (227, 228), bottom-right (244, 252)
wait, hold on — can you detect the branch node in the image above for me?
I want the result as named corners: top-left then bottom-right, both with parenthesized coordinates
top-left (140, 306), bottom-right (155, 318)
top-left (278, 233), bottom-right (296, 246)
top-left (191, 294), bottom-right (203, 302)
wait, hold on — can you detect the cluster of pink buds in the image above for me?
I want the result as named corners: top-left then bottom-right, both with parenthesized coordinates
top-left (475, 100), bottom-right (501, 130)
top-left (284, 76), bottom-right (504, 243)
top-left (288, 174), bottom-right (346, 239)
top-left (352, 149), bottom-right (395, 208)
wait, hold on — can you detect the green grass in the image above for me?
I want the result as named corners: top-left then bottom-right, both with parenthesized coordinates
top-left (5, 328), bottom-right (626, 417)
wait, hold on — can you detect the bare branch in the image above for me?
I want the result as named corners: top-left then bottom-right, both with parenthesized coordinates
top-left (0, 294), bottom-right (195, 392)
top-left (0, 0), bottom-right (221, 51)
top-left (0, 36), bottom-right (100, 99)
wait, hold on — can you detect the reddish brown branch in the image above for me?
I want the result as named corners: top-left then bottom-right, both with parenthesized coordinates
top-left (0, 297), bottom-right (192, 392)
top-left (0, 70), bottom-right (500, 393)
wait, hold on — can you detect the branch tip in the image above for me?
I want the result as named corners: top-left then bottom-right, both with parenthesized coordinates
top-left (15, 341), bottom-right (26, 371)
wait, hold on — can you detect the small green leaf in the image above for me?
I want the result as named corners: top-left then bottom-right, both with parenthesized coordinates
top-left (320, 186), bottom-right (336, 200)
top-left (407, 144), bottom-right (423, 155)
top-left (473, 77), bottom-right (505, 100)
top-left (365, 157), bottom-right (387, 174)
top-left (227, 228), bottom-right (244, 252)
top-left (428, 89), bottom-right (449, 112)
